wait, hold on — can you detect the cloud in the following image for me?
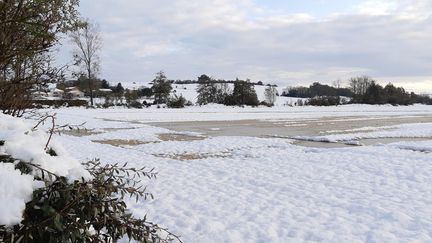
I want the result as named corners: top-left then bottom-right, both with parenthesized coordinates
top-left (65, 0), bottom-right (432, 92)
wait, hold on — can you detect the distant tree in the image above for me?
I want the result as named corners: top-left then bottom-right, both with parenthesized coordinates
top-left (363, 81), bottom-right (386, 104)
top-left (228, 79), bottom-right (259, 106)
top-left (139, 87), bottom-right (153, 97)
top-left (332, 79), bottom-right (342, 89)
top-left (264, 85), bottom-right (277, 106)
top-left (352, 81), bottom-right (413, 105)
top-left (124, 89), bottom-right (143, 108)
top-left (152, 71), bottom-right (172, 104)
top-left (112, 83), bottom-right (124, 104)
top-left (71, 21), bottom-right (102, 106)
top-left (113, 82), bottom-right (124, 94)
top-left (385, 83), bottom-right (412, 105)
top-left (75, 76), bottom-right (102, 94)
top-left (215, 83), bottom-right (231, 104)
top-left (101, 79), bottom-right (110, 89)
top-left (309, 82), bottom-right (337, 97)
top-left (196, 75), bottom-right (218, 105)
top-left (282, 86), bottom-right (310, 98)
top-left (307, 96), bottom-right (341, 106)
top-left (197, 74), bottom-right (212, 83)
top-left (349, 76), bottom-right (373, 97)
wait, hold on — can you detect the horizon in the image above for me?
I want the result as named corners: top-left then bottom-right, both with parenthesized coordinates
top-left (58, 0), bottom-right (432, 93)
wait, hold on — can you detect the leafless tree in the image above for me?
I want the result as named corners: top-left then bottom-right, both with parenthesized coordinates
top-left (264, 85), bottom-right (277, 105)
top-left (71, 21), bottom-right (102, 106)
top-left (332, 79), bottom-right (342, 89)
top-left (349, 76), bottom-right (373, 96)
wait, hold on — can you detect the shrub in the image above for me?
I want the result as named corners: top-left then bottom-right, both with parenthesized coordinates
top-left (0, 114), bottom-right (180, 243)
top-left (0, 156), bottom-right (179, 243)
top-left (129, 101), bottom-right (144, 109)
top-left (32, 99), bottom-right (88, 108)
top-left (167, 95), bottom-right (187, 108)
top-left (259, 101), bottom-right (273, 107)
top-left (307, 96), bottom-right (341, 106)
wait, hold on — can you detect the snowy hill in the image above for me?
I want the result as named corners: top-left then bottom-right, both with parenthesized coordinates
top-left (171, 83), bottom-right (306, 106)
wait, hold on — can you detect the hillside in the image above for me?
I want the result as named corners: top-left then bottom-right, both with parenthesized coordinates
top-left (171, 83), bottom-right (306, 106)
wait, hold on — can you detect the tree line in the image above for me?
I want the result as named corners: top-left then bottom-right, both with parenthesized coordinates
top-left (283, 76), bottom-right (431, 106)
top-left (71, 73), bottom-right (431, 108)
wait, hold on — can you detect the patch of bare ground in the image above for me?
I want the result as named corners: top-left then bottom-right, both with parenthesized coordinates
top-left (157, 133), bottom-right (206, 142)
top-left (92, 139), bottom-right (152, 147)
top-left (62, 129), bottom-right (102, 137)
top-left (63, 127), bottom-right (138, 137)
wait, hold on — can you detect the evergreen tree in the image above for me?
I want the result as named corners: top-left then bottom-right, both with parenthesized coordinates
top-left (152, 71), bottom-right (172, 104)
top-left (101, 79), bottom-right (110, 89)
top-left (196, 75), bottom-right (218, 105)
top-left (231, 79), bottom-right (259, 106)
top-left (363, 81), bottom-right (385, 104)
top-left (113, 82), bottom-right (124, 94)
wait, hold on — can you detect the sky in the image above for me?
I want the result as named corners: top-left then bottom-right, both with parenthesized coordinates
top-left (59, 0), bottom-right (432, 93)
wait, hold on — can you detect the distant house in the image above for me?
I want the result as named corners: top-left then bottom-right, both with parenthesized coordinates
top-left (51, 89), bottom-right (65, 98)
top-left (64, 87), bottom-right (85, 99)
top-left (31, 91), bottom-right (48, 100)
top-left (98, 88), bottom-right (112, 93)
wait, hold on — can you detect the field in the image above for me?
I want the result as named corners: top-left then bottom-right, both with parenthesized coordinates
top-left (46, 104), bottom-right (432, 242)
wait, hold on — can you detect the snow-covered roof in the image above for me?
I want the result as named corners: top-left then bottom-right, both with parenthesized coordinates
top-left (68, 90), bottom-right (84, 94)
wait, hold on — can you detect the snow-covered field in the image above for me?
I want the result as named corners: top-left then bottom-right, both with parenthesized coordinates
top-left (27, 105), bottom-right (432, 242)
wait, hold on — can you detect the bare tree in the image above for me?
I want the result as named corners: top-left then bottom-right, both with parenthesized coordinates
top-left (332, 79), bottom-right (342, 89)
top-left (264, 85), bottom-right (277, 106)
top-left (349, 76), bottom-right (373, 96)
top-left (71, 21), bottom-right (102, 106)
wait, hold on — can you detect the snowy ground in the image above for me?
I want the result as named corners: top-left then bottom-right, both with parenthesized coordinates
top-left (36, 105), bottom-right (432, 242)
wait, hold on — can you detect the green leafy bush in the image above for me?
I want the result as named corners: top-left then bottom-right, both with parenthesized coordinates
top-left (0, 155), bottom-right (180, 243)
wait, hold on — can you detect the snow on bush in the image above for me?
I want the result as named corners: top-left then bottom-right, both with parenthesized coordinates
top-left (0, 163), bottom-right (34, 226)
top-left (0, 113), bottom-right (90, 226)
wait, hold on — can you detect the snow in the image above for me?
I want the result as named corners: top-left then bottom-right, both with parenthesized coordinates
top-left (41, 104), bottom-right (432, 124)
top-left (0, 163), bottom-right (35, 226)
top-left (0, 113), bottom-right (90, 226)
top-left (43, 106), bottom-right (432, 242)
top-left (386, 140), bottom-right (432, 153)
top-left (294, 123), bottom-right (432, 143)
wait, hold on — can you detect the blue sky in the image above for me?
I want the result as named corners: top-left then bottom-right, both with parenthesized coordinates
top-left (60, 0), bottom-right (432, 93)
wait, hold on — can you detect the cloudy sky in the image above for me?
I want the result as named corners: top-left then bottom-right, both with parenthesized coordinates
top-left (63, 0), bottom-right (432, 92)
